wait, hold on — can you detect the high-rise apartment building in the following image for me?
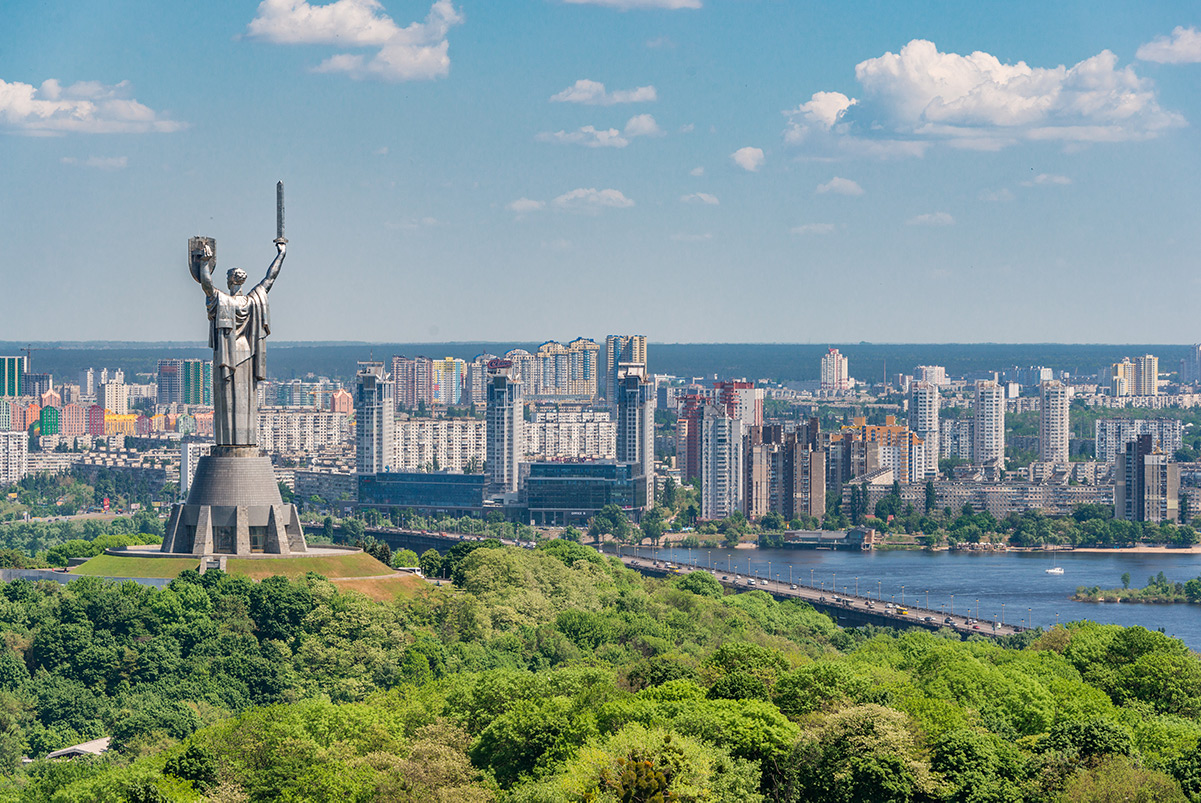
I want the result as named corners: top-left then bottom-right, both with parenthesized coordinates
top-left (182, 359), bottom-right (212, 406)
top-left (615, 364), bottom-right (656, 507)
top-left (909, 381), bottom-right (939, 479)
top-left (23, 374), bottom-right (51, 399)
top-left (1115, 434), bottom-right (1178, 523)
top-left (1134, 354), bottom-right (1159, 396)
top-left (700, 403), bottom-right (744, 520)
top-left (915, 365), bottom-right (948, 387)
top-left (0, 357), bottom-right (26, 398)
top-left (392, 355), bottom-right (434, 411)
top-left (99, 381), bottom-right (128, 415)
top-left (78, 367), bottom-right (95, 398)
top-left (716, 380), bottom-right (764, 427)
top-left (354, 362), bottom-right (394, 475)
top-left (604, 335), bottom-right (647, 401)
top-left (1094, 419), bottom-right (1184, 464)
top-left (743, 422), bottom-right (825, 521)
top-left (485, 360), bottom-right (524, 496)
top-left (463, 354), bottom-right (496, 408)
top-left (0, 431), bottom-right (28, 486)
top-left (38, 406), bottom-right (59, 436)
top-left (157, 359), bottom-right (184, 405)
top-left (86, 405), bottom-right (106, 436)
top-left (1038, 381), bottom-right (1071, 464)
top-left (1110, 358), bottom-right (1135, 397)
top-left (1181, 345), bottom-right (1201, 386)
top-left (940, 419), bottom-right (973, 461)
top-left (60, 404), bottom-right (85, 437)
top-left (394, 417), bottom-right (487, 473)
top-left (972, 380), bottom-right (1005, 470)
top-left (431, 357), bottom-right (467, 406)
top-left (820, 348), bottom-right (850, 392)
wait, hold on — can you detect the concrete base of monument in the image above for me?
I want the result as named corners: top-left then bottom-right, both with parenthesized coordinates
top-left (161, 451), bottom-right (308, 556)
top-left (84, 545), bottom-right (405, 583)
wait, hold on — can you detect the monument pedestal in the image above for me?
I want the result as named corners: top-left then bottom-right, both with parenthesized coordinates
top-left (163, 447), bottom-right (306, 556)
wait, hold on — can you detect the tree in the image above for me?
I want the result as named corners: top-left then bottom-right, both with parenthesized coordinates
top-left (925, 480), bottom-right (937, 513)
top-left (1121, 572), bottom-right (1132, 590)
top-left (391, 548), bottom-right (419, 568)
top-left (419, 548), bottom-right (443, 577)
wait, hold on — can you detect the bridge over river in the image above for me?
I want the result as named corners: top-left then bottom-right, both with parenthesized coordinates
top-left (614, 553), bottom-right (1029, 639)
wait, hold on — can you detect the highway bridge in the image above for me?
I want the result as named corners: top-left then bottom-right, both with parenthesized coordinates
top-left (617, 554), bottom-right (1028, 639)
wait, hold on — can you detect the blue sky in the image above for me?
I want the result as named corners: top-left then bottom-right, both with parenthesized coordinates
top-left (2, 0), bottom-right (1200, 344)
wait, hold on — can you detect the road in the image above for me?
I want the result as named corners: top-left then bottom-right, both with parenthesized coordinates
top-left (617, 554), bottom-right (1027, 638)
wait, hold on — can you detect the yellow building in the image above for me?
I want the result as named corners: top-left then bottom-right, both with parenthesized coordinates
top-left (104, 413), bottom-right (138, 436)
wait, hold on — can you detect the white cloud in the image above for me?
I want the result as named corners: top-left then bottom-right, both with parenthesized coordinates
top-left (536, 126), bottom-right (628, 148)
top-left (0, 79), bottom-right (183, 135)
top-left (680, 192), bottom-right (719, 205)
top-left (1021, 173), bottom-right (1072, 186)
top-left (61, 156), bottom-right (128, 169)
top-left (907, 212), bottom-right (955, 226)
top-left (791, 223), bottom-right (835, 235)
top-left (784, 39), bottom-right (1184, 156)
top-left (1138, 26), bottom-right (1201, 64)
top-left (561, 0), bottom-right (701, 9)
top-left (373, 146), bottom-right (389, 156)
top-left (550, 79), bottom-right (657, 105)
top-left (552, 187), bottom-right (635, 210)
top-left (671, 232), bottom-right (712, 242)
top-left (689, 166), bottom-right (704, 176)
top-left (978, 188), bottom-right (1015, 202)
top-left (247, 0), bottom-right (462, 82)
top-left (623, 113), bottom-right (663, 137)
top-left (646, 36), bottom-right (675, 49)
top-left (387, 215), bottom-right (441, 231)
top-left (815, 176), bottom-right (863, 196)
top-left (506, 198), bottom-right (545, 213)
top-left (536, 114), bottom-right (662, 147)
top-left (731, 146), bottom-right (764, 171)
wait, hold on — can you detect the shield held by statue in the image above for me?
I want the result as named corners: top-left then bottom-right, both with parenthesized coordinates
top-left (189, 236), bottom-right (216, 284)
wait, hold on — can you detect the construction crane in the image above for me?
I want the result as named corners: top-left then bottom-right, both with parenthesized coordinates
top-left (21, 344), bottom-right (37, 373)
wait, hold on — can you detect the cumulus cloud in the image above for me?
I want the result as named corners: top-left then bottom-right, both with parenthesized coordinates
top-left (247, 0), bottom-right (462, 82)
top-left (552, 187), bottom-right (635, 210)
top-left (1021, 173), bottom-right (1071, 186)
top-left (791, 223), bottom-right (835, 235)
top-left (671, 232), bottom-right (713, 242)
top-left (1138, 26), bottom-right (1201, 64)
top-left (689, 166), bottom-right (704, 176)
top-left (61, 156), bottom-right (128, 169)
top-left (537, 125), bottom-right (628, 148)
top-left (731, 146), bottom-right (764, 171)
top-left (0, 79), bottom-right (183, 135)
top-left (784, 39), bottom-right (1183, 156)
top-left (815, 176), bottom-right (864, 196)
top-left (560, 0), bottom-right (701, 9)
top-left (550, 79), bottom-right (657, 105)
top-left (537, 114), bottom-right (662, 147)
top-left (680, 192), bottom-right (718, 205)
top-left (506, 198), bottom-right (545, 213)
top-left (907, 212), bottom-right (954, 226)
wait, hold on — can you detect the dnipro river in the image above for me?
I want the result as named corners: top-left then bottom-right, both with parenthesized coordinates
top-left (623, 546), bottom-right (1201, 650)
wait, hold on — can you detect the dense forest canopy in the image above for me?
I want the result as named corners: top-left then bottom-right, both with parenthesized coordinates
top-left (0, 540), bottom-right (1197, 800)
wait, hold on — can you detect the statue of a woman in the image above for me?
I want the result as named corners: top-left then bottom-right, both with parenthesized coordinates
top-left (193, 239), bottom-right (285, 446)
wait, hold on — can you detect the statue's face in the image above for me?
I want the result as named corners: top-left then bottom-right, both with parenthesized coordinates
top-left (226, 268), bottom-right (248, 293)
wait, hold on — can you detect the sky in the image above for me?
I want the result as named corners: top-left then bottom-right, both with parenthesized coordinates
top-left (1, 0), bottom-right (1200, 345)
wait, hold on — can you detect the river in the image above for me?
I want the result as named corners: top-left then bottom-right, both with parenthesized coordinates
top-left (624, 546), bottom-right (1201, 650)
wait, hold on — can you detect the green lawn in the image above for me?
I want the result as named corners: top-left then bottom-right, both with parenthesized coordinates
top-left (226, 552), bottom-right (390, 580)
top-left (72, 555), bottom-right (198, 578)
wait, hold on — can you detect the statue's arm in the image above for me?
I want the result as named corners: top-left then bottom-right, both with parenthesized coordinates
top-left (258, 241), bottom-right (286, 293)
top-left (197, 248), bottom-right (217, 298)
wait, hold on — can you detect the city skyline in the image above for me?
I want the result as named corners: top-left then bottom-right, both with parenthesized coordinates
top-left (2, 2), bottom-right (1201, 343)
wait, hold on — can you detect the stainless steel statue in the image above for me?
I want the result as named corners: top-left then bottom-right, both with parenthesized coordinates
top-left (189, 182), bottom-right (287, 447)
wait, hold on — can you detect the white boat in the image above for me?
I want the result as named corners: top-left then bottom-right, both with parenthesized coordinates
top-left (1045, 566), bottom-right (1064, 575)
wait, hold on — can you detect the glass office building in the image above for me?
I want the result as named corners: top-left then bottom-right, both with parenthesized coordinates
top-left (525, 461), bottom-right (638, 526)
top-left (358, 472), bottom-right (486, 516)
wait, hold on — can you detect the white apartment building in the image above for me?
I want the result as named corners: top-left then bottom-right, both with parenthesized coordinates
top-left (394, 417), bottom-right (487, 472)
top-left (973, 380), bottom-right (1005, 470)
top-left (909, 381), bottom-right (939, 479)
top-left (940, 419), bottom-right (973, 461)
top-left (915, 365), bottom-right (948, 386)
top-left (1095, 418), bottom-right (1184, 463)
top-left (1039, 381), bottom-right (1072, 465)
top-left (258, 407), bottom-right (352, 454)
top-left (99, 381), bottom-right (128, 415)
top-left (180, 441), bottom-right (213, 496)
top-left (700, 404), bottom-right (744, 520)
top-left (820, 348), bottom-right (850, 392)
top-left (0, 431), bottom-right (28, 486)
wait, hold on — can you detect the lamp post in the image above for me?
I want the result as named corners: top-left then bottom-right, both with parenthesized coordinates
top-left (878, 580), bottom-right (882, 601)
top-left (976, 599), bottom-right (980, 620)
top-left (901, 586), bottom-right (905, 605)
top-left (1001, 603), bottom-right (1005, 626)
top-left (811, 568), bottom-right (815, 587)
top-left (950, 594), bottom-right (954, 615)
top-left (925, 590), bottom-right (930, 610)
top-left (855, 577), bottom-right (859, 597)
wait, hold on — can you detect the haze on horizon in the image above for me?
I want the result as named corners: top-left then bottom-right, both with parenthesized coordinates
top-left (1, 1), bottom-right (1199, 344)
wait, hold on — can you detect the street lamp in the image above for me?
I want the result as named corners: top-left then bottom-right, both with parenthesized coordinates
top-left (811, 568), bottom-right (815, 587)
top-left (1001, 603), bottom-right (1005, 626)
top-left (901, 586), bottom-right (905, 605)
top-left (976, 599), bottom-right (980, 620)
top-left (950, 594), bottom-right (954, 615)
top-left (925, 590), bottom-right (930, 610)
top-left (855, 577), bottom-right (859, 597)
top-left (877, 580), bottom-right (882, 601)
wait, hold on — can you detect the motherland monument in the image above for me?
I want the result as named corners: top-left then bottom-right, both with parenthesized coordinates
top-left (161, 183), bottom-right (307, 555)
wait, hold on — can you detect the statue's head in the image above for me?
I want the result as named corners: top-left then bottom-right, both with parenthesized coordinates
top-left (226, 268), bottom-right (248, 292)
